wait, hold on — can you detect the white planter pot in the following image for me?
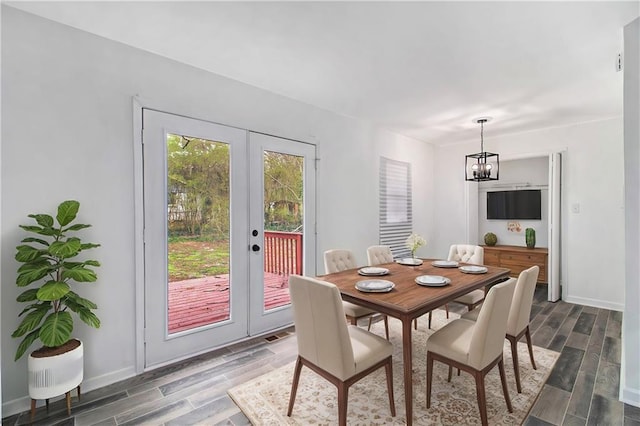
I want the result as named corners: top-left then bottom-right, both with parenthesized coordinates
top-left (27, 340), bottom-right (83, 400)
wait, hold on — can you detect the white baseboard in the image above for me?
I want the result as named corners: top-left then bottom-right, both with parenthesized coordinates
top-left (563, 295), bottom-right (624, 312)
top-left (1, 366), bottom-right (136, 418)
top-left (621, 386), bottom-right (640, 407)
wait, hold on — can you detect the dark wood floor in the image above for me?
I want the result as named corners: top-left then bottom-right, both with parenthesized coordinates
top-left (3, 287), bottom-right (639, 425)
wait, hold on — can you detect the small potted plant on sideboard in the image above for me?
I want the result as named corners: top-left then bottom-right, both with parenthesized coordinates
top-left (11, 200), bottom-right (101, 420)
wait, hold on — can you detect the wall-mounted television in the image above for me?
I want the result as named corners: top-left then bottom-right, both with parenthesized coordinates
top-left (487, 190), bottom-right (542, 220)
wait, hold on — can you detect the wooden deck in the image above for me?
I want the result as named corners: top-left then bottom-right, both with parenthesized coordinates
top-left (168, 272), bottom-right (291, 333)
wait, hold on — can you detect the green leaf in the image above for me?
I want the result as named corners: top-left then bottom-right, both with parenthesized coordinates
top-left (80, 243), bottom-right (101, 250)
top-left (16, 262), bottom-right (51, 287)
top-left (16, 288), bottom-right (39, 302)
top-left (18, 302), bottom-right (51, 317)
top-left (20, 224), bottom-right (57, 237)
top-left (12, 304), bottom-right (50, 337)
top-left (83, 260), bottom-right (101, 267)
top-left (15, 245), bottom-right (47, 263)
top-left (15, 329), bottom-right (41, 361)
top-left (21, 237), bottom-right (50, 246)
top-left (56, 200), bottom-right (80, 227)
top-left (49, 238), bottom-right (82, 258)
top-left (61, 261), bottom-right (82, 269)
top-left (28, 214), bottom-right (54, 228)
top-left (63, 223), bottom-right (91, 232)
top-left (37, 280), bottom-right (71, 301)
top-left (64, 291), bottom-right (98, 309)
top-left (39, 311), bottom-right (73, 347)
top-left (62, 267), bottom-right (97, 282)
top-left (78, 309), bottom-right (101, 328)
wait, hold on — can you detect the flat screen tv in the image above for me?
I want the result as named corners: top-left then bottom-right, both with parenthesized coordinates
top-left (487, 190), bottom-right (541, 220)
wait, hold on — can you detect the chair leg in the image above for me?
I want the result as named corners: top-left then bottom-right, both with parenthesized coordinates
top-left (367, 316), bottom-right (373, 331)
top-left (508, 335), bottom-right (522, 393)
top-left (385, 359), bottom-right (396, 416)
top-left (525, 326), bottom-right (537, 370)
top-left (414, 318), bottom-right (418, 330)
top-left (426, 352), bottom-right (434, 408)
top-left (498, 358), bottom-right (513, 412)
top-left (474, 371), bottom-right (489, 426)
top-left (383, 315), bottom-right (390, 340)
top-left (30, 399), bottom-right (36, 422)
top-left (445, 304), bottom-right (449, 319)
top-left (337, 382), bottom-right (349, 426)
top-left (428, 311), bottom-right (432, 329)
top-left (287, 356), bottom-right (304, 416)
top-left (447, 365), bottom-right (453, 382)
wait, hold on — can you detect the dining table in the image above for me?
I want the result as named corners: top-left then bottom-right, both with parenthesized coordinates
top-left (316, 258), bottom-right (510, 426)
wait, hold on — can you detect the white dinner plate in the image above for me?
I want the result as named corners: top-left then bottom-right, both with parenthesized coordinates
top-left (397, 258), bottom-right (423, 266)
top-left (431, 260), bottom-right (459, 268)
top-left (415, 275), bottom-right (451, 287)
top-left (355, 279), bottom-right (395, 293)
top-left (358, 267), bottom-right (390, 276)
top-left (459, 265), bottom-right (488, 274)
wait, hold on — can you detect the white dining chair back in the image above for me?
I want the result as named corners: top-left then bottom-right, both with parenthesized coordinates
top-left (324, 249), bottom-right (357, 274)
top-left (507, 265), bottom-right (540, 337)
top-left (448, 244), bottom-right (484, 265)
top-left (367, 245), bottom-right (394, 266)
top-left (323, 249), bottom-right (390, 339)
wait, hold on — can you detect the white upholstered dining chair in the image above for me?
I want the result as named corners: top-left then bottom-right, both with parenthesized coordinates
top-left (324, 249), bottom-right (389, 339)
top-left (366, 245), bottom-right (394, 266)
top-left (287, 275), bottom-right (396, 425)
top-left (462, 265), bottom-right (540, 393)
top-left (426, 277), bottom-right (516, 426)
top-left (449, 244), bottom-right (486, 310)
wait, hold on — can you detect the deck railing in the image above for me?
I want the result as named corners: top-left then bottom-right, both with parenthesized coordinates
top-left (264, 231), bottom-right (303, 276)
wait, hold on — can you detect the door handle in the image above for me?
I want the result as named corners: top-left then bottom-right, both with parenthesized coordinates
top-left (252, 244), bottom-right (261, 252)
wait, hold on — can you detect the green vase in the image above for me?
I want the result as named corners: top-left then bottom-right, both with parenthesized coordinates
top-left (525, 228), bottom-right (536, 249)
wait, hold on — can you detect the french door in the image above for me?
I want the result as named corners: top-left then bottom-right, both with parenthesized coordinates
top-left (142, 110), bottom-right (315, 369)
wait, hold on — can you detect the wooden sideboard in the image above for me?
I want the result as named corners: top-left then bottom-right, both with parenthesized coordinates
top-left (482, 245), bottom-right (548, 284)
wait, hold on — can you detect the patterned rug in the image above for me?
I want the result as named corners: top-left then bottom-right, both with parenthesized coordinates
top-left (228, 310), bottom-right (559, 425)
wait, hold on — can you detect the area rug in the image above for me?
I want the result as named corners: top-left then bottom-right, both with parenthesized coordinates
top-left (228, 310), bottom-right (559, 425)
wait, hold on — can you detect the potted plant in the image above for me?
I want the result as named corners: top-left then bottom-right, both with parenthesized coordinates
top-left (11, 200), bottom-right (100, 417)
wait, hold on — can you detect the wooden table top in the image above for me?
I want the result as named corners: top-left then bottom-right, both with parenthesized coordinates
top-left (317, 259), bottom-right (511, 320)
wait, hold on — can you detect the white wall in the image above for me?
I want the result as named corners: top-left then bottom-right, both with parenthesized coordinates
top-left (435, 118), bottom-right (625, 312)
top-left (0, 8), bottom-right (437, 414)
top-left (478, 156), bottom-right (549, 247)
top-left (622, 17), bottom-right (640, 408)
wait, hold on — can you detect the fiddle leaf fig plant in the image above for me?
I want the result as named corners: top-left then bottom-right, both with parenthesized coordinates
top-left (12, 200), bottom-right (101, 361)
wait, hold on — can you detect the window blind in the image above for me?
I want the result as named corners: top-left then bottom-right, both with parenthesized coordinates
top-left (379, 157), bottom-right (412, 258)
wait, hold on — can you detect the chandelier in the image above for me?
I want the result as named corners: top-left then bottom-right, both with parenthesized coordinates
top-left (465, 117), bottom-right (499, 182)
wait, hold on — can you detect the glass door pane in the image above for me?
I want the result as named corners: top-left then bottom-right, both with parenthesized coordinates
top-left (263, 151), bottom-right (304, 311)
top-left (166, 134), bottom-right (231, 333)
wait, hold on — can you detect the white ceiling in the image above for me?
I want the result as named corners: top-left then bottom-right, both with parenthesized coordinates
top-left (5, 1), bottom-right (639, 145)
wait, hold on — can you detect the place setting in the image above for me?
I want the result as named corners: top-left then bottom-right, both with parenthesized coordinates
top-left (431, 260), bottom-right (459, 268)
top-left (396, 257), bottom-right (423, 266)
top-left (459, 265), bottom-right (488, 274)
top-left (355, 279), bottom-right (395, 293)
top-left (357, 266), bottom-right (390, 276)
top-left (415, 275), bottom-right (451, 287)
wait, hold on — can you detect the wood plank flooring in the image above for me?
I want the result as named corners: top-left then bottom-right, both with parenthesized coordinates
top-left (3, 287), bottom-right (638, 425)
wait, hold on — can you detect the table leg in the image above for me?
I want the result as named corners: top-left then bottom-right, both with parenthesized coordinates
top-left (402, 318), bottom-right (413, 426)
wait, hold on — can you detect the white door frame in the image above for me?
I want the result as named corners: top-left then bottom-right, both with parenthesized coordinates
top-left (465, 149), bottom-right (566, 301)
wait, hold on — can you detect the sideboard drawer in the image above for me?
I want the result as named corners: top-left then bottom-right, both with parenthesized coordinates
top-left (482, 245), bottom-right (548, 284)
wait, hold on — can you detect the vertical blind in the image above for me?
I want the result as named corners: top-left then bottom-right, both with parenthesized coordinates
top-left (379, 157), bottom-right (412, 258)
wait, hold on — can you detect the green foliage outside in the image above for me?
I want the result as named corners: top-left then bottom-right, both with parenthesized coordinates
top-left (167, 135), bottom-right (303, 281)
